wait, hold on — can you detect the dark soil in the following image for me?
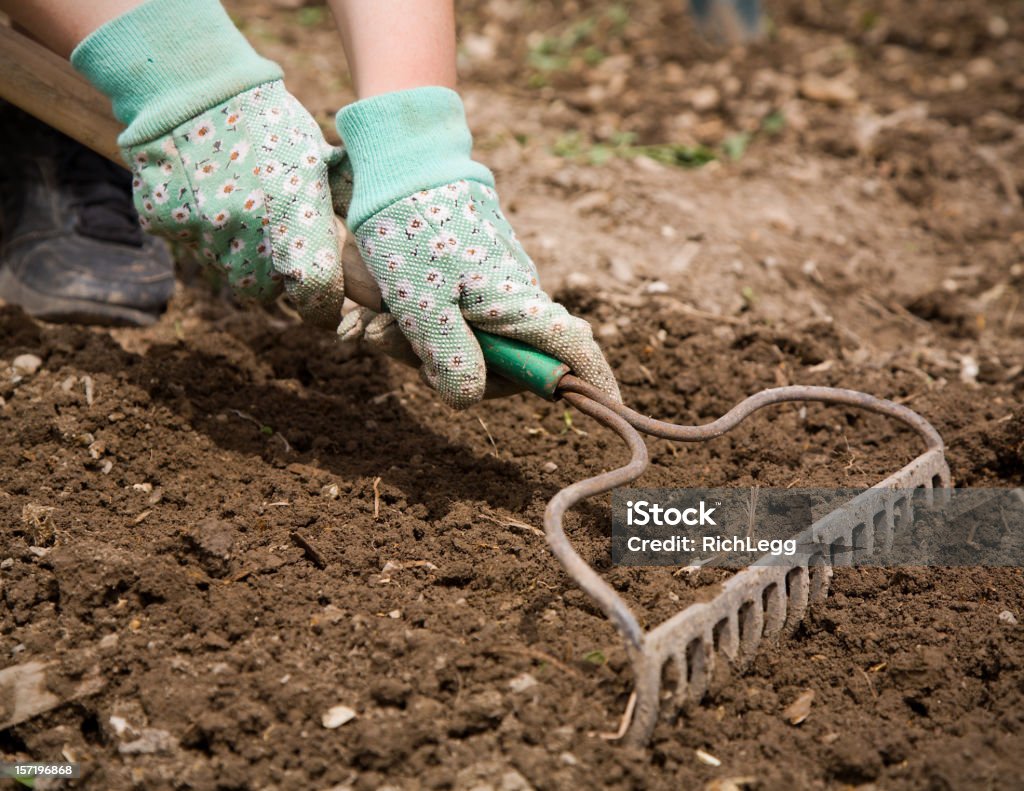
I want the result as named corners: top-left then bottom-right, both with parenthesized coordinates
top-left (2, 0), bottom-right (1023, 789)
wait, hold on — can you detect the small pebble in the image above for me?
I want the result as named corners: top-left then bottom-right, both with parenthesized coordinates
top-left (689, 85), bottom-right (721, 111)
top-left (321, 705), bottom-right (356, 729)
top-left (696, 748), bottom-right (722, 767)
top-left (542, 461), bottom-right (558, 473)
top-left (998, 610), bottom-right (1018, 626)
top-left (387, 609), bottom-right (401, 619)
top-left (565, 272), bottom-right (594, 290)
top-left (960, 355), bottom-right (980, 385)
top-left (118, 728), bottom-right (177, 755)
top-left (28, 546), bottom-right (48, 558)
top-left (508, 673), bottom-right (538, 693)
top-left (133, 483), bottom-right (153, 494)
top-left (988, 16), bottom-right (1009, 38)
top-left (0, 557), bottom-right (14, 569)
top-left (321, 483), bottom-right (340, 500)
top-left (12, 354), bottom-right (42, 377)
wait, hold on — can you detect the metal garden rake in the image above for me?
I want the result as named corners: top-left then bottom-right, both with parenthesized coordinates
top-left (542, 375), bottom-right (949, 744)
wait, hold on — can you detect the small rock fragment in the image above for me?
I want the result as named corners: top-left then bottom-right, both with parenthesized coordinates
top-left (541, 461), bottom-right (558, 473)
top-left (783, 689), bottom-right (815, 725)
top-left (696, 748), bottom-right (722, 767)
top-left (108, 715), bottom-right (131, 737)
top-left (959, 355), bottom-right (980, 385)
top-left (322, 705), bottom-right (356, 729)
top-left (12, 354), bottom-right (42, 377)
top-left (800, 74), bottom-right (858, 105)
top-left (689, 85), bottom-right (721, 112)
top-left (988, 16), bottom-right (1009, 38)
top-left (565, 272), bottom-right (594, 290)
top-left (508, 673), bottom-right (538, 693)
top-left (321, 483), bottom-right (340, 500)
top-left (998, 610), bottom-right (1018, 626)
top-left (118, 728), bottom-right (177, 755)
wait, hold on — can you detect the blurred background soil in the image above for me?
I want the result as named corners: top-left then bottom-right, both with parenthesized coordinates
top-left (1, 0), bottom-right (1023, 788)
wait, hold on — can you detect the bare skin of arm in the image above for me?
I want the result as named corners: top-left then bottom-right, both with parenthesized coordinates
top-left (2, 0), bottom-right (458, 100)
top-left (0, 0), bottom-right (145, 57)
top-left (325, 0), bottom-right (457, 98)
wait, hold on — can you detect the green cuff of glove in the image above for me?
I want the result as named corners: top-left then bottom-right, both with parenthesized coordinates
top-left (70, 0), bottom-right (283, 146)
top-left (336, 87), bottom-right (495, 230)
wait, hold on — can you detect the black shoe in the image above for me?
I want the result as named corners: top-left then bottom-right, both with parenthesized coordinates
top-left (0, 104), bottom-right (174, 326)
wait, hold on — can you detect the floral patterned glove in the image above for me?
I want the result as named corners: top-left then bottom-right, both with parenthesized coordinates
top-left (336, 88), bottom-right (620, 409)
top-left (71, 0), bottom-right (349, 328)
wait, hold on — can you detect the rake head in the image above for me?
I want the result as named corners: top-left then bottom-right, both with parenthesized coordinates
top-left (544, 380), bottom-right (949, 745)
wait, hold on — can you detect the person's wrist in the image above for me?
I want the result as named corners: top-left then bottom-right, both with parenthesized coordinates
top-left (71, 0), bottom-right (282, 146)
top-left (335, 87), bottom-right (495, 230)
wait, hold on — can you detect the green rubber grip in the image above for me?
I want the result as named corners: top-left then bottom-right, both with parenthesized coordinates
top-left (472, 329), bottom-right (570, 399)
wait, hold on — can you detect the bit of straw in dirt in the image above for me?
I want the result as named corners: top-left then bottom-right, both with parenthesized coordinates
top-left (290, 531), bottom-right (327, 569)
top-left (592, 691), bottom-right (637, 741)
top-left (486, 646), bottom-right (580, 678)
top-left (478, 416), bottom-right (499, 456)
top-left (478, 511), bottom-right (545, 538)
top-left (372, 476), bottom-right (381, 519)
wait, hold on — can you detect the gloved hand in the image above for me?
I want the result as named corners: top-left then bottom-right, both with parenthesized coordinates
top-left (334, 87), bottom-right (620, 409)
top-left (70, 0), bottom-right (349, 328)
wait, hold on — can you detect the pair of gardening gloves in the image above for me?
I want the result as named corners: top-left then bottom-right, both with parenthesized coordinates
top-left (71, 0), bottom-right (619, 409)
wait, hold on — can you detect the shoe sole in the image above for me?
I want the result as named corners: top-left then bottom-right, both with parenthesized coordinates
top-left (0, 266), bottom-right (162, 327)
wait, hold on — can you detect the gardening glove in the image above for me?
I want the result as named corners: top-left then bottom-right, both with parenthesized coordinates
top-left (335, 87), bottom-right (620, 409)
top-left (70, 0), bottom-right (350, 329)
top-left (338, 306), bottom-right (524, 399)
